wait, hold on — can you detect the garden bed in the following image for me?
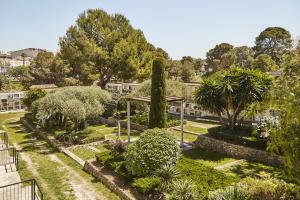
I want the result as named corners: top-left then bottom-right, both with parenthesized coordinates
top-left (207, 126), bottom-right (268, 150)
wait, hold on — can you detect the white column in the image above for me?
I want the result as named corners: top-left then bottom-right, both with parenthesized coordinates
top-left (117, 119), bottom-right (121, 139)
top-left (127, 101), bottom-right (131, 143)
top-left (180, 100), bottom-right (185, 146)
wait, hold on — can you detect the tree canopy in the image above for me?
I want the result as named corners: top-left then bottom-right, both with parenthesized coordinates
top-left (34, 86), bottom-right (111, 131)
top-left (195, 68), bottom-right (272, 129)
top-left (253, 54), bottom-right (278, 72)
top-left (59, 9), bottom-right (158, 88)
top-left (253, 27), bottom-right (292, 64)
top-left (206, 43), bottom-right (234, 74)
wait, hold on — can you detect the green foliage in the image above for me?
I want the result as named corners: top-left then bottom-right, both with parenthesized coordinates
top-left (209, 177), bottom-right (298, 200)
top-left (206, 43), bottom-right (234, 74)
top-left (177, 157), bottom-right (237, 199)
top-left (195, 68), bottom-right (272, 129)
top-left (254, 27), bottom-right (292, 63)
top-left (180, 59), bottom-right (195, 82)
top-left (149, 58), bottom-right (167, 128)
top-left (132, 177), bottom-right (161, 194)
top-left (269, 51), bottom-right (300, 184)
top-left (131, 113), bottom-right (184, 128)
top-left (155, 164), bottom-right (180, 192)
top-left (168, 179), bottom-right (198, 200)
top-left (207, 126), bottom-right (268, 150)
top-left (208, 184), bottom-right (251, 200)
top-left (234, 46), bottom-right (254, 69)
top-left (125, 129), bottom-right (180, 176)
top-left (59, 9), bottom-right (157, 88)
top-left (0, 73), bottom-right (8, 91)
top-left (35, 86), bottom-right (111, 132)
top-left (23, 88), bottom-right (47, 110)
top-left (28, 52), bottom-right (69, 87)
top-left (253, 53), bottom-right (278, 72)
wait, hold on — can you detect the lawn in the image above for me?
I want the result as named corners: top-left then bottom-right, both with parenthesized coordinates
top-left (182, 148), bottom-right (237, 167)
top-left (168, 130), bottom-right (198, 143)
top-left (1, 112), bottom-right (120, 200)
top-left (70, 147), bottom-right (98, 161)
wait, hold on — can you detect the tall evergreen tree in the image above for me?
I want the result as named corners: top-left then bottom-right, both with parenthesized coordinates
top-left (149, 58), bottom-right (167, 128)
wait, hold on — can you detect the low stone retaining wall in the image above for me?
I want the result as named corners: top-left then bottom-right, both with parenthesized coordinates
top-left (84, 160), bottom-right (143, 200)
top-left (194, 135), bottom-right (284, 167)
top-left (99, 117), bottom-right (146, 131)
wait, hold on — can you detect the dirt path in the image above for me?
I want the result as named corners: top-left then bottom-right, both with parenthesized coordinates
top-left (4, 117), bottom-right (107, 200)
top-left (48, 154), bottom-right (106, 200)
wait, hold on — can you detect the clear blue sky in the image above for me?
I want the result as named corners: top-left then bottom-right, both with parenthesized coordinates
top-left (1, 0), bottom-right (299, 59)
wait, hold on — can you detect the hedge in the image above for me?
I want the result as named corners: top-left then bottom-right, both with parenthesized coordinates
top-left (132, 177), bottom-right (161, 194)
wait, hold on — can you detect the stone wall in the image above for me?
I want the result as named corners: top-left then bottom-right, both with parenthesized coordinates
top-left (194, 135), bottom-right (284, 167)
top-left (84, 160), bottom-right (143, 200)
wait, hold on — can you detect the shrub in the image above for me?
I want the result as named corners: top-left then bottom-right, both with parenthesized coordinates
top-left (132, 177), bottom-right (161, 194)
top-left (23, 88), bottom-right (47, 110)
top-left (155, 164), bottom-right (180, 192)
top-left (131, 113), bottom-right (184, 128)
top-left (168, 179), bottom-right (198, 200)
top-left (125, 128), bottom-right (180, 176)
top-left (208, 177), bottom-right (298, 200)
top-left (208, 184), bottom-right (251, 200)
top-left (110, 139), bottom-right (127, 155)
top-left (207, 126), bottom-right (268, 150)
top-left (240, 177), bottom-right (298, 200)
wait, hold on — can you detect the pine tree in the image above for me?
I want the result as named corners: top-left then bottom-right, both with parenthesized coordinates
top-left (149, 58), bottom-right (167, 128)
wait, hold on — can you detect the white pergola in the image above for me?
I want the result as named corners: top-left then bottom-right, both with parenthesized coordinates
top-left (126, 96), bottom-right (185, 146)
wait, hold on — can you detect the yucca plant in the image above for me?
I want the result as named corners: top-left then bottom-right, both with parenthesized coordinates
top-left (155, 164), bottom-right (180, 192)
top-left (168, 179), bottom-right (198, 200)
top-left (208, 184), bottom-right (250, 200)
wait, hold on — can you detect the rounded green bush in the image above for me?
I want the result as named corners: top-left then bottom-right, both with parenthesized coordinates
top-left (125, 128), bottom-right (180, 177)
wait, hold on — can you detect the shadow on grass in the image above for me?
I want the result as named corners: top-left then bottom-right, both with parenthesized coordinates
top-left (225, 161), bottom-right (286, 180)
top-left (182, 148), bottom-right (232, 162)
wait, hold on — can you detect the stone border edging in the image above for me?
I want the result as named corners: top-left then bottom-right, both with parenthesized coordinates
top-left (84, 159), bottom-right (143, 200)
top-left (194, 134), bottom-right (284, 167)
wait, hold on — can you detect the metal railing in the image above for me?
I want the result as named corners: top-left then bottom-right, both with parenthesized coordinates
top-left (0, 179), bottom-right (43, 200)
top-left (0, 131), bottom-right (8, 148)
top-left (0, 147), bottom-right (18, 171)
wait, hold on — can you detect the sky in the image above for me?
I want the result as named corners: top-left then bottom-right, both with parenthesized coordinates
top-left (0, 0), bottom-right (299, 59)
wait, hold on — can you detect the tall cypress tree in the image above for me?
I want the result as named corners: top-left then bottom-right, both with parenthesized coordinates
top-left (149, 58), bottom-right (167, 128)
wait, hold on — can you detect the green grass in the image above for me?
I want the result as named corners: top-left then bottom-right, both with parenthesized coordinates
top-left (222, 160), bottom-right (286, 180)
top-left (93, 143), bottom-right (110, 152)
top-left (182, 148), bottom-right (237, 167)
top-left (177, 157), bottom-right (238, 199)
top-left (70, 147), bottom-right (98, 160)
top-left (1, 112), bottom-right (120, 200)
top-left (168, 130), bottom-right (198, 142)
top-left (56, 152), bottom-right (120, 200)
top-left (182, 124), bottom-right (208, 134)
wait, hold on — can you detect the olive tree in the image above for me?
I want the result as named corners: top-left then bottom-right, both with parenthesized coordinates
top-left (35, 86), bottom-right (111, 131)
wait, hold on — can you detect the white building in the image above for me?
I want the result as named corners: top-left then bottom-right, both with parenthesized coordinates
top-left (0, 91), bottom-right (25, 112)
top-left (0, 48), bottom-right (46, 73)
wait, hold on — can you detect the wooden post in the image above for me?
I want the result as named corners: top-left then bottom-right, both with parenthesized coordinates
top-left (127, 101), bottom-right (131, 143)
top-left (180, 100), bottom-right (185, 147)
